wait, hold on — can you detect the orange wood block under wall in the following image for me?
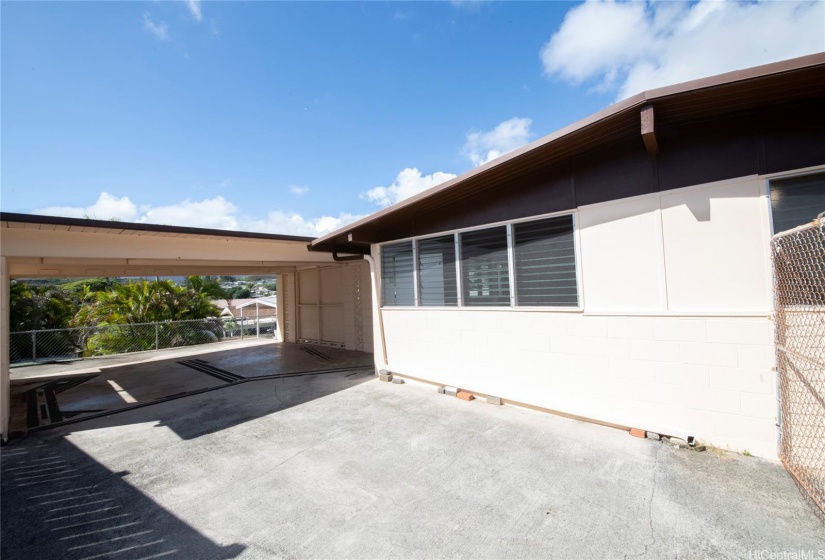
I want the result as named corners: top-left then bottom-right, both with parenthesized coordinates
top-left (456, 391), bottom-right (475, 401)
top-left (629, 428), bottom-right (646, 438)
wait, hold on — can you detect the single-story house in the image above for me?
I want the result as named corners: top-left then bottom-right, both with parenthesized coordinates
top-left (306, 53), bottom-right (825, 459)
top-left (213, 297), bottom-right (278, 320)
top-left (1, 55), bottom-right (823, 458)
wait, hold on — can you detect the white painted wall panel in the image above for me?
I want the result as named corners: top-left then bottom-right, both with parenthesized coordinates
top-left (660, 178), bottom-right (771, 312)
top-left (296, 262), bottom-right (374, 352)
top-left (321, 306), bottom-right (344, 344)
top-left (320, 267), bottom-right (342, 305)
top-left (298, 269), bottom-right (318, 305)
top-left (579, 196), bottom-right (665, 312)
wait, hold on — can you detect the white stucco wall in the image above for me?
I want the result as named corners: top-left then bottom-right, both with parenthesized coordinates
top-left (373, 175), bottom-right (781, 459)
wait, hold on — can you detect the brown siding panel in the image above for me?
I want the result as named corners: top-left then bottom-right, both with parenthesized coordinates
top-left (573, 138), bottom-right (658, 206)
top-left (760, 100), bottom-right (825, 174)
top-left (657, 114), bottom-right (758, 192)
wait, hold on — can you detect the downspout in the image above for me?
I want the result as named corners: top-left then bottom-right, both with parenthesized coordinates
top-left (363, 254), bottom-right (389, 369)
top-left (332, 251), bottom-right (366, 262)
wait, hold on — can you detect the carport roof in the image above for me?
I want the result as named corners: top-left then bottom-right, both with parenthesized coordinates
top-left (309, 52), bottom-right (825, 254)
top-left (0, 212), bottom-right (336, 279)
top-left (0, 212), bottom-right (313, 243)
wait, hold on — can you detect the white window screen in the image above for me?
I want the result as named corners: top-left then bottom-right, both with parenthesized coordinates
top-left (460, 226), bottom-right (510, 306)
top-left (381, 242), bottom-right (415, 306)
top-left (513, 215), bottom-right (578, 307)
top-left (418, 235), bottom-right (458, 306)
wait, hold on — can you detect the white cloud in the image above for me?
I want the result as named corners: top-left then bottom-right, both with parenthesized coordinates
top-left (461, 117), bottom-right (532, 167)
top-left (362, 167), bottom-right (457, 207)
top-left (290, 185), bottom-right (310, 196)
top-left (450, 0), bottom-right (486, 12)
top-left (139, 197), bottom-right (239, 230)
top-left (247, 211), bottom-right (367, 237)
top-left (143, 13), bottom-right (170, 41)
top-left (34, 192), bottom-right (139, 221)
top-left (32, 192), bottom-right (363, 237)
top-left (541, 0), bottom-right (825, 101)
top-left (186, 0), bottom-right (203, 23)
top-left (393, 9), bottom-right (412, 21)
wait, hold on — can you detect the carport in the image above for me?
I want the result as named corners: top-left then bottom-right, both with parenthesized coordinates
top-left (0, 212), bottom-right (376, 441)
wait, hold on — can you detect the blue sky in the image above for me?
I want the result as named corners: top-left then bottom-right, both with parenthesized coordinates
top-left (2, 1), bottom-right (823, 236)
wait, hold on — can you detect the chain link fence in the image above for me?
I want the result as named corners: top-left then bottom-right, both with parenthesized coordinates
top-left (772, 214), bottom-right (825, 517)
top-left (9, 317), bottom-right (277, 367)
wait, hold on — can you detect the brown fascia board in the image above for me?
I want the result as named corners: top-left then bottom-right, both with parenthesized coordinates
top-left (0, 212), bottom-right (315, 243)
top-left (310, 52), bottom-right (825, 252)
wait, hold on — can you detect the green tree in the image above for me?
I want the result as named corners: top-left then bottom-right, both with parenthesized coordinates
top-left (229, 286), bottom-right (252, 299)
top-left (184, 276), bottom-right (228, 300)
top-left (9, 281), bottom-right (78, 362)
top-left (10, 281), bottom-right (75, 331)
top-left (74, 280), bottom-right (222, 356)
top-left (75, 280), bottom-right (220, 326)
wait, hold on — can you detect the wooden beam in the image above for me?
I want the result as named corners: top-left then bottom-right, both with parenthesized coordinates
top-left (640, 104), bottom-right (659, 156)
top-left (345, 230), bottom-right (375, 245)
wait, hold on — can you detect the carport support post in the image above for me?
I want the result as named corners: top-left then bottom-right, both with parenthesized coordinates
top-left (1, 256), bottom-right (10, 442)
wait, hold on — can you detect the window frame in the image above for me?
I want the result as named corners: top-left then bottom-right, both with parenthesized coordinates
top-left (417, 233), bottom-right (460, 307)
top-left (378, 209), bottom-right (583, 311)
top-left (380, 240), bottom-right (416, 307)
top-left (764, 166), bottom-right (825, 236)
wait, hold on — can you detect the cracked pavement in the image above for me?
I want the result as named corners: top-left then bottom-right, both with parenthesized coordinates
top-left (3, 373), bottom-right (824, 559)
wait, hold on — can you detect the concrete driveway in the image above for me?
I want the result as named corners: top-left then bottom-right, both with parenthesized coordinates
top-left (2, 372), bottom-right (823, 559)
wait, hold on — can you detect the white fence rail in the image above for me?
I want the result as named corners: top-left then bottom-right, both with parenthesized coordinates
top-left (9, 317), bottom-right (277, 366)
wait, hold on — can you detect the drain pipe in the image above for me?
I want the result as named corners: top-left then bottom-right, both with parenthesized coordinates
top-left (332, 251), bottom-right (365, 262)
top-left (363, 254), bottom-right (389, 369)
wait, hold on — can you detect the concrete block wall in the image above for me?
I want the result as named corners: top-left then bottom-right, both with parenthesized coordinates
top-left (278, 272), bottom-right (298, 343)
top-left (370, 174), bottom-right (790, 459)
top-left (382, 310), bottom-right (777, 458)
top-left (341, 262), bottom-right (374, 353)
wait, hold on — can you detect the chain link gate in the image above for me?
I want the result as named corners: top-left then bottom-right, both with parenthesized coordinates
top-left (771, 214), bottom-right (825, 516)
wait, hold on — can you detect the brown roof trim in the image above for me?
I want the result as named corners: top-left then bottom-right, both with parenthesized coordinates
top-left (310, 52), bottom-right (825, 252)
top-left (0, 212), bottom-right (314, 243)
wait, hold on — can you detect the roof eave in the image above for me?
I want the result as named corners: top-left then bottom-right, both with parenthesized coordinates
top-left (309, 52), bottom-right (825, 252)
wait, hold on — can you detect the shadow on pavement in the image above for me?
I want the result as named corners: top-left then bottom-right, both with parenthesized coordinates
top-left (9, 343), bottom-right (374, 438)
top-left (1, 437), bottom-right (246, 560)
top-left (151, 367), bottom-right (376, 440)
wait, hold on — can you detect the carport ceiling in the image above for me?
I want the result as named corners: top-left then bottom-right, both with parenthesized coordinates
top-left (0, 213), bottom-right (335, 278)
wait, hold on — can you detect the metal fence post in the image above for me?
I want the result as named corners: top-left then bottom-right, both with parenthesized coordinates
top-left (32, 331), bottom-right (37, 363)
top-left (155, 323), bottom-right (160, 351)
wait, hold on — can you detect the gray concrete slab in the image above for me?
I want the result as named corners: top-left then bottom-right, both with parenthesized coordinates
top-left (2, 378), bottom-right (823, 560)
top-left (8, 342), bottom-right (374, 435)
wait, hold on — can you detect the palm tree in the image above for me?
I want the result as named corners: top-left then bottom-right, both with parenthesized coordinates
top-left (74, 280), bottom-right (221, 356)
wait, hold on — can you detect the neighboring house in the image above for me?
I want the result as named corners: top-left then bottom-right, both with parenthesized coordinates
top-left (308, 54), bottom-right (825, 459)
top-left (212, 297), bottom-right (278, 320)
